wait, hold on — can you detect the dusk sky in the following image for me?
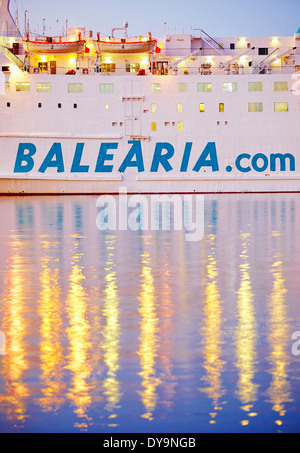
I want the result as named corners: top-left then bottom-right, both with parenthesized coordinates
top-left (14, 0), bottom-right (300, 38)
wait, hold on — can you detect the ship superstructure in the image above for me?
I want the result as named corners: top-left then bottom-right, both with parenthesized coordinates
top-left (0, 0), bottom-right (299, 194)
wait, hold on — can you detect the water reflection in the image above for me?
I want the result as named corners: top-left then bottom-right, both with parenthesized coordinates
top-left (0, 239), bottom-right (29, 424)
top-left (235, 233), bottom-right (258, 425)
top-left (137, 238), bottom-right (160, 421)
top-left (0, 194), bottom-right (299, 433)
top-left (199, 234), bottom-right (225, 426)
top-left (38, 240), bottom-right (65, 413)
top-left (102, 235), bottom-right (121, 426)
top-left (65, 236), bottom-right (92, 429)
top-left (267, 259), bottom-right (291, 428)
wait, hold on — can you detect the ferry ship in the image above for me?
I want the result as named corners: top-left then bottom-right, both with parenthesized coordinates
top-left (0, 0), bottom-right (299, 194)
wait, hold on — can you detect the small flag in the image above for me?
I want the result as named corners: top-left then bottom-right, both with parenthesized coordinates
top-left (156, 46), bottom-right (161, 53)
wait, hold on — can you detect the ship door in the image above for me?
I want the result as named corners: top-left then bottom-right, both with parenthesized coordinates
top-left (50, 61), bottom-right (56, 74)
top-left (124, 80), bottom-right (142, 137)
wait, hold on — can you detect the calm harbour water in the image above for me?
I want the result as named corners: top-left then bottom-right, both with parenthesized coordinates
top-left (0, 193), bottom-right (299, 433)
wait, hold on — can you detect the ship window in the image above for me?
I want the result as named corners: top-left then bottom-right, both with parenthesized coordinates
top-left (15, 82), bottom-right (30, 92)
top-left (178, 83), bottom-right (187, 93)
top-left (258, 48), bottom-right (268, 55)
top-left (248, 82), bottom-right (263, 92)
top-left (223, 82), bottom-right (237, 92)
top-left (5, 82), bottom-right (10, 93)
top-left (230, 43), bottom-right (235, 50)
top-left (178, 122), bottom-right (183, 131)
top-left (151, 122), bottom-right (157, 132)
top-left (199, 103), bottom-right (205, 112)
top-left (165, 122), bottom-right (170, 126)
top-left (248, 102), bottom-right (263, 112)
top-left (37, 82), bottom-right (51, 92)
top-left (38, 62), bottom-right (48, 72)
top-left (68, 83), bottom-right (83, 93)
top-left (151, 83), bottom-right (161, 93)
top-left (38, 103), bottom-right (42, 108)
top-left (274, 102), bottom-right (289, 112)
top-left (101, 63), bottom-right (116, 73)
top-left (178, 103), bottom-right (183, 113)
top-left (126, 63), bottom-right (140, 73)
top-left (7, 102), bottom-right (10, 107)
top-left (219, 103), bottom-right (224, 113)
top-left (197, 83), bottom-right (212, 92)
top-left (99, 83), bottom-right (114, 93)
top-left (105, 104), bottom-right (109, 110)
top-left (58, 103), bottom-right (62, 108)
top-left (274, 82), bottom-right (289, 91)
top-left (151, 103), bottom-right (157, 113)
top-left (74, 103), bottom-right (77, 109)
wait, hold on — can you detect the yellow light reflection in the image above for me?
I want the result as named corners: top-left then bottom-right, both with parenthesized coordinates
top-left (0, 238), bottom-right (29, 423)
top-left (199, 234), bottom-right (225, 424)
top-left (102, 236), bottom-right (122, 421)
top-left (267, 260), bottom-right (291, 426)
top-left (138, 241), bottom-right (161, 421)
top-left (235, 233), bottom-right (258, 421)
top-left (158, 259), bottom-right (176, 410)
top-left (65, 238), bottom-right (92, 429)
top-left (38, 244), bottom-right (65, 413)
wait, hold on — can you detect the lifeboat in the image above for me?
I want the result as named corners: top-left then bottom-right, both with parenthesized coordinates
top-left (93, 37), bottom-right (157, 54)
top-left (93, 22), bottom-right (157, 54)
top-left (22, 35), bottom-right (86, 55)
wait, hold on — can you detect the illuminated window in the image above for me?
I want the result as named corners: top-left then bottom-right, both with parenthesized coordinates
top-left (151, 83), bottom-right (161, 93)
top-left (68, 83), bottom-right (83, 93)
top-left (101, 63), bottom-right (116, 73)
top-left (99, 83), bottom-right (114, 93)
top-left (178, 122), bottom-right (183, 131)
top-left (151, 103), bottom-right (157, 113)
top-left (178, 103), bottom-right (183, 113)
top-left (105, 104), bottom-right (109, 110)
top-left (38, 62), bottom-right (48, 72)
top-left (248, 82), bottom-right (263, 91)
top-left (126, 63), bottom-right (140, 73)
top-left (5, 82), bottom-right (10, 93)
top-left (248, 102), bottom-right (263, 112)
top-left (197, 82), bottom-right (212, 92)
top-left (178, 83), bottom-right (187, 92)
top-left (15, 82), bottom-right (30, 92)
top-left (274, 82), bottom-right (289, 91)
top-left (37, 82), bottom-right (51, 92)
top-left (274, 102), bottom-right (288, 112)
top-left (199, 103), bottom-right (205, 112)
top-left (219, 103), bottom-right (224, 113)
top-left (151, 122), bottom-right (157, 132)
top-left (223, 82), bottom-right (237, 92)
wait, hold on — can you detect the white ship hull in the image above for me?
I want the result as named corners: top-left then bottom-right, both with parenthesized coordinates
top-left (1, 1), bottom-right (300, 194)
top-left (0, 73), bottom-right (299, 194)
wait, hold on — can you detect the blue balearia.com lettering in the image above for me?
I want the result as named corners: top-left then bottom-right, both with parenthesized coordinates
top-left (13, 141), bottom-right (296, 174)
